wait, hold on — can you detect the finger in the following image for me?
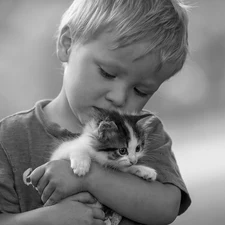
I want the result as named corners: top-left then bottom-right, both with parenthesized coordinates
top-left (71, 192), bottom-right (97, 204)
top-left (29, 164), bottom-right (46, 187)
top-left (87, 201), bottom-right (102, 209)
top-left (23, 168), bottom-right (33, 185)
top-left (92, 207), bottom-right (105, 220)
top-left (93, 219), bottom-right (105, 225)
top-left (42, 184), bottom-right (56, 205)
top-left (44, 187), bottom-right (64, 207)
top-left (36, 175), bottom-right (49, 195)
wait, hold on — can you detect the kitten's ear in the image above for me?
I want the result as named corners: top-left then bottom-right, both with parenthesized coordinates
top-left (98, 121), bottom-right (118, 141)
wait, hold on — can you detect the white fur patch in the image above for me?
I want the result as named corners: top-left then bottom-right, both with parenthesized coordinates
top-left (122, 165), bottom-right (157, 181)
top-left (50, 120), bottom-right (100, 176)
top-left (50, 119), bottom-right (110, 176)
top-left (125, 121), bottom-right (139, 164)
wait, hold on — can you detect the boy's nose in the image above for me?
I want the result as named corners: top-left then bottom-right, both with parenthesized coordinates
top-left (105, 86), bottom-right (128, 108)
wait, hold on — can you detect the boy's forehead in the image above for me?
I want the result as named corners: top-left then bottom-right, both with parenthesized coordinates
top-left (96, 33), bottom-right (158, 70)
top-left (101, 32), bottom-right (154, 61)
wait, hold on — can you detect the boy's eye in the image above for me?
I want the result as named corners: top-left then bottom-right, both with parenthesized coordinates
top-left (99, 67), bottom-right (116, 79)
top-left (118, 148), bottom-right (128, 156)
top-left (134, 87), bottom-right (148, 98)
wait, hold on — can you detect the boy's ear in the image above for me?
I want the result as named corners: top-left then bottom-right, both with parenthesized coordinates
top-left (57, 26), bottom-right (72, 62)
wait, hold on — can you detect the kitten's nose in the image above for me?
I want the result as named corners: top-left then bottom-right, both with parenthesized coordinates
top-left (130, 158), bottom-right (137, 165)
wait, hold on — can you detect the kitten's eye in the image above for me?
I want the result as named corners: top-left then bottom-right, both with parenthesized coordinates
top-left (136, 145), bottom-right (141, 152)
top-left (118, 148), bottom-right (128, 156)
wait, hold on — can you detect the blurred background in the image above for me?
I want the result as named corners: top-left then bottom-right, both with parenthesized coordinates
top-left (0, 0), bottom-right (224, 224)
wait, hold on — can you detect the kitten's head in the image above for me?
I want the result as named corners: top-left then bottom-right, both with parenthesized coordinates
top-left (87, 107), bottom-right (158, 169)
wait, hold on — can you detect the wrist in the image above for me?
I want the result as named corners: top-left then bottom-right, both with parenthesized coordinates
top-left (83, 162), bottom-right (101, 193)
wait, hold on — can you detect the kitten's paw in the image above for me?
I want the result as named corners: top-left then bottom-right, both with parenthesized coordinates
top-left (132, 165), bottom-right (157, 181)
top-left (70, 158), bottom-right (91, 176)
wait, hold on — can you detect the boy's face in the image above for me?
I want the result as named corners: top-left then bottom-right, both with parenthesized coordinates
top-left (59, 31), bottom-right (175, 126)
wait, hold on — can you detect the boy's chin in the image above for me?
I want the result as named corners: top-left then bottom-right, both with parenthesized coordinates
top-left (76, 106), bottom-right (109, 125)
top-left (77, 115), bottom-right (90, 126)
top-left (77, 109), bottom-right (95, 125)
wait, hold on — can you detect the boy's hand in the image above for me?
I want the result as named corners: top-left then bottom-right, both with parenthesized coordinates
top-left (57, 191), bottom-right (103, 209)
top-left (44, 194), bottom-right (105, 225)
top-left (24, 159), bottom-right (88, 205)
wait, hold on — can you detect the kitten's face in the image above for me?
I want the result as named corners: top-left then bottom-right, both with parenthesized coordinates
top-left (106, 121), bottom-right (146, 168)
top-left (92, 108), bottom-right (148, 168)
top-left (106, 138), bottom-right (145, 169)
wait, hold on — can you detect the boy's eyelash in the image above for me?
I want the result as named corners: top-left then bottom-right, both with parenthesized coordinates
top-left (134, 88), bottom-right (149, 98)
top-left (99, 67), bottom-right (148, 98)
top-left (99, 67), bottom-right (116, 79)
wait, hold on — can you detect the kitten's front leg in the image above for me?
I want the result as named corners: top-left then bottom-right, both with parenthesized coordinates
top-left (124, 165), bottom-right (157, 181)
top-left (70, 151), bottom-right (91, 176)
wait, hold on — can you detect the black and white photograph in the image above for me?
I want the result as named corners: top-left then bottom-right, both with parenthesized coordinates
top-left (0, 1), bottom-right (224, 224)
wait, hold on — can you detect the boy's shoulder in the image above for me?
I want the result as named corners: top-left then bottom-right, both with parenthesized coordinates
top-left (0, 104), bottom-right (48, 213)
top-left (0, 100), bottom-right (53, 171)
top-left (0, 106), bottom-right (36, 137)
top-left (0, 100), bottom-right (50, 138)
top-left (0, 106), bottom-right (38, 155)
top-left (141, 109), bottom-right (169, 136)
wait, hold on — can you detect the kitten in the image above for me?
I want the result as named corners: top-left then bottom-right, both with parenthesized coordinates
top-left (50, 107), bottom-right (161, 225)
top-left (50, 107), bottom-right (158, 181)
top-left (23, 107), bottom-right (162, 225)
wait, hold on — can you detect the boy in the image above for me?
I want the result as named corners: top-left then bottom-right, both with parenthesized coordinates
top-left (0, 0), bottom-right (191, 224)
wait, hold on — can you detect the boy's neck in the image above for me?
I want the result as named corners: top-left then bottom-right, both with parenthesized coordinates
top-left (43, 90), bottom-right (83, 134)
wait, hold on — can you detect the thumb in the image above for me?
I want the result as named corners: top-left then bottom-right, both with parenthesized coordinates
top-left (86, 201), bottom-right (102, 209)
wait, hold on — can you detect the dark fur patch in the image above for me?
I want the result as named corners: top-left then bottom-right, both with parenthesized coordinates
top-left (92, 108), bottom-right (131, 149)
top-left (90, 107), bottom-right (153, 159)
top-left (108, 151), bottom-right (121, 160)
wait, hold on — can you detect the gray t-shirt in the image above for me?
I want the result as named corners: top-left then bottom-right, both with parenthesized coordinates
top-left (0, 100), bottom-right (191, 215)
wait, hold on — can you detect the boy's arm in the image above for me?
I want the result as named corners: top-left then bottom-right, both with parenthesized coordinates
top-left (0, 194), bottom-right (105, 225)
top-left (27, 159), bottom-right (180, 225)
top-left (85, 162), bottom-right (181, 225)
top-left (0, 143), bottom-right (105, 225)
top-left (0, 207), bottom-right (62, 225)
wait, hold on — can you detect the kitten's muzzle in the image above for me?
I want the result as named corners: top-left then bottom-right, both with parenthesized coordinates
top-left (129, 158), bottom-right (138, 165)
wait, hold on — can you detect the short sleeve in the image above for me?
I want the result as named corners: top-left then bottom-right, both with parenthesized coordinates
top-left (0, 142), bottom-right (20, 213)
top-left (138, 115), bottom-right (191, 215)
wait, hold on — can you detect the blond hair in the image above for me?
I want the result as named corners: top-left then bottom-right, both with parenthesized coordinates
top-left (58, 0), bottom-right (189, 75)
